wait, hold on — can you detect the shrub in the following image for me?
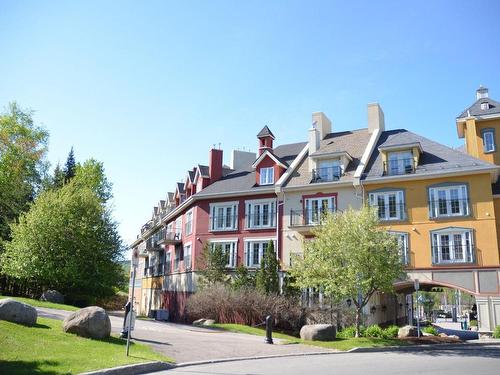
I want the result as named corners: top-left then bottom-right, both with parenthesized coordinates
top-left (469, 319), bottom-right (478, 327)
top-left (493, 325), bottom-right (500, 339)
top-left (337, 325), bottom-right (365, 338)
top-left (365, 324), bottom-right (383, 338)
top-left (422, 326), bottom-right (439, 336)
top-left (382, 325), bottom-right (399, 339)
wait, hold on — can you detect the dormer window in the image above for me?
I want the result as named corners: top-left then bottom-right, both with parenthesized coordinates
top-left (386, 151), bottom-right (414, 175)
top-left (314, 159), bottom-right (342, 182)
top-left (260, 167), bottom-right (274, 185)
top-left (482, 128), bottom-right (496, 153)
top-left (481, 102), bottom-right (489, 110)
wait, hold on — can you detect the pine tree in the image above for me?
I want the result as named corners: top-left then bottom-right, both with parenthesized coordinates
top-left (52, 163), bottom-right (65, 189)
top-left (63, 147), bottom-right (76, 183)
top-left (197, 243), bottom-right (229, 288)
top-left (232, 264), bottom-right (255, 290)
top-left (255, 240), bottom-right (280, 295)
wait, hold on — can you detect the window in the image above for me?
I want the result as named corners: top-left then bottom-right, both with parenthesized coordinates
top-left (431, 229), bottom-right (474, 264)
top-left (210, 203), bottom-right (238, 231)
top-left (386, 151), bottom-right (414, 175)
top-left (481, 102), bottom-right (490, 110)
top-left (183, 243), bottom-right (192, 270)
top-left (315, 159), bottom-right (341, 182)
top-left (246, 200), bottom-right (276, 229)
top-left (174, 245), bottom-right (181, 271)
top-left (260, 167), bottom-right (274, 185)
top-left (388, 232), bottom-right (409, 265)
top-left (175, 217), bottom-right (182, 237)
top-left (165, 252), bottom-right (171, 274)
top-left (429, 185), bottom-right (469, 218)
top-left (369, 190), bottom-right (405, 221)
top-left (244, 240), bottom-right (275, 268)
top-left (482, 129), bottom-right (496, 153)
top-left (210, 240), bottom-right (237, 268)
top-left (304, 196), bottom-right (336, 225)
top-left (185, 209), bottom-right (193, 235)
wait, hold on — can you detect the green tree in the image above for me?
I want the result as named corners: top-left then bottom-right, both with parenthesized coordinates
top-left (51, 163), bottom-right (65, 189)
top-left (255, 240), bottom-right (280, 295)
top-left (0, 160), bottom-right (124, 304)
top-left (232, 264), bottom-right (255, 290)
top-left (290, 207), bottom-right (404, 337)
top-left (197, 243), bottom-right (229, 287)
top-left (63, 147), bottom-right (76, 183)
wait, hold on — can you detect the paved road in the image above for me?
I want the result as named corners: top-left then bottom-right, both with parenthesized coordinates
top-left (37, 307), bottom-right (333, 363)
top-left (157, 344), bottom-right (500, 375)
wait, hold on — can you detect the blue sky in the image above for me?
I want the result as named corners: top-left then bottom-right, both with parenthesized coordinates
top-left (1, 1), bottom-right (499, 248)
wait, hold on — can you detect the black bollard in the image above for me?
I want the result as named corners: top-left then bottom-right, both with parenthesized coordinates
top-left (120, 301), bottom-right (131, 338)
top-left (265, 315), bottom-right (273, 344)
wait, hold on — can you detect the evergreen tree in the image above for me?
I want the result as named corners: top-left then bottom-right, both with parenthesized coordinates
top-left (63, 147), bottom-right (76, 183)
top-left (255, 240), bottom-right (280, 295)
top-left (232, 264), bottom-right (255, 290)
top-left (197, 243), bottom-right (229, 287)
top-left (52, 162), bottom-right (65, 189)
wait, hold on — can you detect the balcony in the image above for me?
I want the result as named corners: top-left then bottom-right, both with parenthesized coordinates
top-left (371, 203), bottom-right (406, 221)
top-left (383, 158), bottom-right (416, 176)
top-left (312, 166), bottom-right (342, 183)
top-left (153, 263), bottom-right (164, 277)
top-left (145, 237), bottom-right (159, 251)
top-left (290, 208), bottom-right (336, 233)
top-left (143, 265), bottom-right (154, 277)
top-left (431, 245), bottom-right (475, 265)
top-left (245, 212), bottom-right (276, 229)
top-left (429, 198), bottom-right (470, 219)
top-left (156, 227), bottom-right (182, 245)
top-left (210, 214), bottom-right (238, 231)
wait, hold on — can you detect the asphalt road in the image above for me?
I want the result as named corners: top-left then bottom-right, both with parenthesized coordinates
top-left (158, 344), bottom-right (500, 375)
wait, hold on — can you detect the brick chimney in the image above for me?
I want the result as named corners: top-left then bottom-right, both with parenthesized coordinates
top-left (209, 148), bottom-right (223, 182)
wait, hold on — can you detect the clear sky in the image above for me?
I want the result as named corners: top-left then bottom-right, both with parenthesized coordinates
top-left (1, 1), bottom-right (499, 250)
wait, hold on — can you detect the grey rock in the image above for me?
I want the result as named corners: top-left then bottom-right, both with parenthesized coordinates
top-left (193, 318), bottom-right (206, 326)
top-left (63, 306), bottom-right (111, 339)
top-left (0, 298), bottom-right (37, 326)
top-left (300, 324), bottom-right (336, 341)
top-left (398, 325), bottom-right (421, 338)
top-left (203, 319), bottom-right (215, 326)
top-left (40, 290), bottom-right (64, 304)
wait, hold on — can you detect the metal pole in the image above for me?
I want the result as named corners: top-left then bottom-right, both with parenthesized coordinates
top-left (126, 266), bottom-right (136, 356)
top-left (265, 315), bottom-right (273, 344)
top-left (416, 290), bottom-right (420, 337)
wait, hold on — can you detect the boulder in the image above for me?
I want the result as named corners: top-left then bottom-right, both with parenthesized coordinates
top-left (398, 325), bottom-right (421, 338)
top-left (40, 290), bottom-right (64, 304)
top-left (438, 333), bottom-right (448, 337)
top-left (300, 324), bottom-right (336, 341)
top-left (63, 306), bottom-right (111, 339)
top-left (0, 298), bottom-right (37, 326)
top-left (203, 319), bottom-right (215, 326)
top-left (193, 319), bottom-right (206, 326)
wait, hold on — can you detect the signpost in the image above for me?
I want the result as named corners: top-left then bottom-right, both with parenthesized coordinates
top-left (414, 279), bottom-right (420, 338)
top-left (126, 248), bottom-right (139, 356)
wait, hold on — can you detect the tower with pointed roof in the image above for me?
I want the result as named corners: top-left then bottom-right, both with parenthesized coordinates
top-left (257, 125), bottom-right (275, 155)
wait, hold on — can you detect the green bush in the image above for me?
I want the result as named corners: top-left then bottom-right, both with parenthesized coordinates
top-left (337, 325), bottom-right (366, 338)
top-left (422, 326), bottom-right (439, 336)
top-left (382, 325), bottom-right (399, 339)
top-left (365, 324), bottom-right (383, 338)
top-left (469, 319), bottom-right (478, 327)
top-left (493, 325), bottom-right (500, 339)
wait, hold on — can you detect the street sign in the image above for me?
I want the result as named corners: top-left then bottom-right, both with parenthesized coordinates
top-left (414, 279), bottom-right (420, 291)
top-left (125, 311), bottom-right (136, 331)
top-left (132, 248), bottom-right (139, 267)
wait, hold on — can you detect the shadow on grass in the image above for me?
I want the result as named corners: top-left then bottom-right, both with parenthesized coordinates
top-left (0, 360), bottom-right (60, 375)
top-left (33, 323), bottom-right (51, 329)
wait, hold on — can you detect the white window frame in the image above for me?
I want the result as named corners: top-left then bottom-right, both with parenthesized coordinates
top-left (175, 217), bottom-right (182, 237)
top-left (183, 242), bottom-right (192, 270)
top-left (260, 167), bottom-right (274, 185)
top-left (245, 199), bottom-right (276, 229)
top-left (209, 202), bottom-right (238, 231)
top-left (369, 190), bottom-right (405, 221)
top-left (243, 238), bottom-right (276, 268)
top-left (429, 185), bottom-right (469, 218)
top-left (184, 209), bottom-right (193, 235)
top-left (483, 129), bottom-right (496, 153)
top-left (431, 229), bottom-right (474, 264)
top-left (304, 196), bottom-right (336, 225)
top-left (316, 159), bottom-right (342, 181)
top-left (481, 102), bottom-right (489, 110)
top-left (388, 231), bottom-right (410, 265)
top-left (209, 239), bottom-right (238, 268)
top-left (387, 150), bottom-right (414, 175)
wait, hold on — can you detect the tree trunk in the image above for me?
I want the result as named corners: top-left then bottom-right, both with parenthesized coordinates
top-left (355, 307), bottom-right (361, 338)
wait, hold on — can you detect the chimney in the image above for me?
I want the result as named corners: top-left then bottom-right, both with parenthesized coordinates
top-left (312, 112), bottom-right (332, 140)
top-left (209, 148), bottom-right (223, 182)
top-left (367, 103), bottom-right (385, 134)
top-left (309, 122), bottom-right (320, 155)
top-left (476, 85), bottom-right (489, 100)
top-left (230, 150), bottom-right (256, 170)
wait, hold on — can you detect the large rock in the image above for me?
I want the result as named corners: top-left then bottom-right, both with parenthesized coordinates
top-left (0, 298), bottom-right (37, 326)
top-left (63, 306), bottom-right (111, 339)
top-left (398, 325), bottom-right (421, 338)
top-left (40, 290), bottom-right (64, 304)
top-left (300, 324), bottom-right (336, 341)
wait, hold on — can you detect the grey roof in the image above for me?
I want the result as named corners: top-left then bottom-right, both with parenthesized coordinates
top-left (257, 125), bottom-right (275, 139)
top-left (195, 142), bottom-right (306, 196)
top-left (187, 169), bottom-right (195, 182)
top-left (363, 129), bottom-right (495, 179)
top-left (167, 192), bottom-right (174, 201)
top-left (457, 97), bottom-right (500, 119)
top-left (198, 165), bottom-right (209, 177)
top-left (176, 182), bottom-right (185, 194)
top-left (285, 129), bottom-right (372, 187)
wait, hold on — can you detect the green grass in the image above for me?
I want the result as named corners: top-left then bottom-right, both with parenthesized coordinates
top-left (0, 295), bottom-right (80, 312)
top-left (209, 323), bottom-right (406, 351)
top-left (0, 317), bottom-right (173, 374)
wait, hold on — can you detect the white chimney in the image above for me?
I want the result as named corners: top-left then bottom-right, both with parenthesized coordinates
top-left (312, 112), bottom-right (332, 140)
top-left (476, 85), bottom-right (489, 100)
top-left (229, 150), bottom-right (256, 170)
top-left (367, 103), bottom-right (385, 134)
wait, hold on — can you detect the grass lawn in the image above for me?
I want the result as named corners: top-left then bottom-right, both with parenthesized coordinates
top-left (209, 323), bottom-right (406, 351)
top-left (0, 295), bottom-right (80, 312)
top-left (0, 317), bottom-right (173, 374)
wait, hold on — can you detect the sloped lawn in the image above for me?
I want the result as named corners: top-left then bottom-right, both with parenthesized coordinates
top-left (0, 317), bottom-right (173, 374)
top-left (0, 295), bottom-right (80, 312)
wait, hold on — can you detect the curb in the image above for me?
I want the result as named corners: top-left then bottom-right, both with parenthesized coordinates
top-left (349, 341), bottom-right (499, 353)
top-left (79, 361), bottom-right (175, 375)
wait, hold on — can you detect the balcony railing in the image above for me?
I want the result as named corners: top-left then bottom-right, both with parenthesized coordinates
top-left (290, 208), bottom-right (336, 227)
top-left (245, 212), bottom-right (276, 228)
top-left (431, 245), bottom-right (475, 265)
top-left (312, 166), bottom-right (342, 182)
top-left (143, 265), bottom-right (154, 277)
top-left (383, 158), bottom-right (416, 176)
top-left (370, 203), bottom-right (406, 221)
top-left (153, 263), bottom-right (164, 277)
top-left (155, 227), bottom-right (182, 245)
top-left (429, 198), bottom-right (470, 218)
top-left (210, 214), bottom-right (238, 231)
